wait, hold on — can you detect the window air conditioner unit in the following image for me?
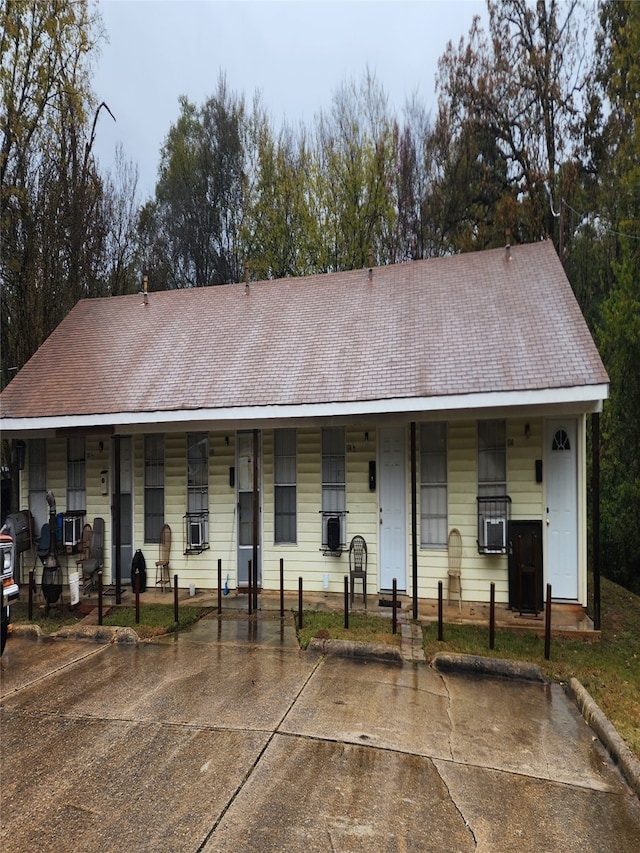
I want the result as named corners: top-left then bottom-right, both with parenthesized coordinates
top-left (63, 515), bottom-right (82, 548)
top-left (484, 517), bottom-right (506, 553)
top-left (189, 520), bottom-right (204, 549)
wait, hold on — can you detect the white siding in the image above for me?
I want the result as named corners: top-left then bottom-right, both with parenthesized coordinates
top-left (20, 414), bottom-right (582, 603)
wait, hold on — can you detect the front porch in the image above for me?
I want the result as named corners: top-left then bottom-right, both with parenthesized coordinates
top-left (73, 583), bottom-right (597, 640)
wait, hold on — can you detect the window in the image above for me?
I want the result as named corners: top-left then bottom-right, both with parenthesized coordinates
top-left (186, 433), bottom-right (209, 552)
top-left (477, 420), bottom-right (509, 553)
top-left (478, 420), bottom-right (506, 496)
top-left (28, 438), bottom-right (47, 532)
top-left (67, 437), bottom-right (86, 511)
top-left (322, 427), bottom-right (345, 551)
top-left (144, 434), bottom-right (164, 543)
top-left (420, 423), bottom-right (447, 547)
top-left (274, 429), bottom-right (296, 544)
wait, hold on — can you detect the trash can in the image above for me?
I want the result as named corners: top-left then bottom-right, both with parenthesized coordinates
top-left (131, 549), bottom-right (147, 593)
top-left (69, 572), bottom-right (80, 607)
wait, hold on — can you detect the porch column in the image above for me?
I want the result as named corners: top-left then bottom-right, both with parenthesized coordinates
top-left (114, 433), bottom-right (122, 605)
top-left (411, 422), bottom-right (418, 620)
top-left (252, 428), bottom-right (259, 612)
top-left (592, 412), bottom-right (601, 631)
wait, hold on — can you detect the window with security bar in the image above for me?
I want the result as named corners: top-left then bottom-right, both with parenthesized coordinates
top-left (321, 427), bottom-right (346, 552)
top-left (185, 432), bottom-right (209, 553)
top-left (477, 420), bottom-right (510, 553)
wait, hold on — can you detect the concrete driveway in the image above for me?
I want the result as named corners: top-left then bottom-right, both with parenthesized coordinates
top-left (2, 614), bottom-right (639, 853)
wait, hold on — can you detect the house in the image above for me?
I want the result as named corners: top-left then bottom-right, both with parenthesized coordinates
top-left (0, 242), bottom-right (609, 612)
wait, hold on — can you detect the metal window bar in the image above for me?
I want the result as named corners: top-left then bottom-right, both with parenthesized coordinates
top-left (476, 495), bottom-right (511, 554)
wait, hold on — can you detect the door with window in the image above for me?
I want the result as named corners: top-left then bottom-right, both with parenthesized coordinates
top-left (237, 431), bottom-right (261, 587)
top-left (379, 426), bottom-right (406, 591)
top-left (546, 420), bottom-right (578, 600)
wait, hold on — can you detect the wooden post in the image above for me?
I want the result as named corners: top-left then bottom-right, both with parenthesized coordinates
top-left (545, 583), bottom-right (552, 660)
top-left (411, 422), bottom-right (418, 620)
top-left (135, 568), bottom-right (140, 624)
top-left (344, 575), bottom-right (349, 630)
top-left (217, 558), bottom-right (222, 614)
top-left (438, 580), bottom-right (443, 642)
top-left (489, 582), bottom-right (495, 650)
top-left (280, 558), bottom-right (284, 619)
top-left (392, 578), bottom-right (397, 635)
top-left (592, 412), bottom-right (601, 631)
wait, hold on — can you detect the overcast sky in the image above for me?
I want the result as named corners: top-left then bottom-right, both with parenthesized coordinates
top-left (93, 0), bottom-right (487, 199)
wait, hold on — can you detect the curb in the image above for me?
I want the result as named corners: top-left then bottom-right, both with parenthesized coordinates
top-left (308, 637), bottom-right (402, 663)
top-left (10, 622), bottom-right (139, 645)
top-left (565, 676), bottom-right (640, 800)
top-left (431, 652), bottom-right (546, 682)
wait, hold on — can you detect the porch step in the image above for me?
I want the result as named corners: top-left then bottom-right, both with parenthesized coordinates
top-left (401, 622), bottom-right (425, 662)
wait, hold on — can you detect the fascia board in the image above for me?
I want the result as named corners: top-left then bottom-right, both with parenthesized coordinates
top-left (0, 384), bottom-right (609, 436)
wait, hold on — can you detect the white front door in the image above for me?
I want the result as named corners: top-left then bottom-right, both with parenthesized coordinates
top-left (379, 427), bottom-right (406, 591)
top-left (546, 419), bottom-right (578, 600)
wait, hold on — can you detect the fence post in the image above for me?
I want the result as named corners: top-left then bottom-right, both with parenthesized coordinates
top-left (438, 580), bottom-right (443, 641)
top-left (545, 583), bottom-right (552, 660)
top-left (248, 559), bottom-right (252, 615)
top-left (174, 574), bottom-right (179, 624)
top-left (135, 568), bottom-right (140, 624)
top-left (280, 558), bottom-right (284, 619)
top-left (489, 582), bottom-right (495, 649)
top-left (392, 578), bottom-right (397, 635)
top-left (344, 575), bottom-right (349, 630)
top-left (98, 571), bottom-right (103, 626)
top-left (28, 569), bottom-right (34, 621)
top-left (298, 576), bottom-right (303, 630)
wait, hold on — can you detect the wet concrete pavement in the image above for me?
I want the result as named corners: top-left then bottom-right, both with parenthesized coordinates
top-left (2, 613), bottom-right (639, 853)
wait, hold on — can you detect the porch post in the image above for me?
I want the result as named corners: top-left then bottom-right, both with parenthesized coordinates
top-left (592, 412), bottom-right (601, 631)
top-left (252, 428), bottom-right (259, 612)
top-left (411, 421), bottom-right (418, 620)
top-left (114, 433), bottom-right (122, 605)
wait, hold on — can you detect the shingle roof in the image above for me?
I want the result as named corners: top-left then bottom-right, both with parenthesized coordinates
top-left (0, 242), bottom-right (608, 424)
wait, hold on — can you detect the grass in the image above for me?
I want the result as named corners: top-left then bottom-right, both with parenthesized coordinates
top-left (296, 610), bottom-right (401, 649)
top-left (101, 604), bottom-right (215, 638)
top-left (9, 600), bottom-right (215, 640)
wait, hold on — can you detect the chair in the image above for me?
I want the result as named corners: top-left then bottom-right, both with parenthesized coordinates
top-left (155, 524), bottom-right (171, 592)
top-left (79, 518), bottom-right (104, 594)
top-left (349, 535), bottom-right (367, 607)
top-left (515, 533), bottom-right (538, 616)
top-left (75, 522), bottom-right (93, 576)
top-left (447, 528), bottom-right (462, 610)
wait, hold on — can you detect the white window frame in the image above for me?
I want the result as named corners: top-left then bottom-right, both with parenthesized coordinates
top-left (420, 422), bottom-right (447, 548)
top-left (67, 437), bottom-right (86, 512)
top-left (274, 428), bottom-right (296, 545)
top-left (144, 434), bottom-right (164, 543)
top-left (321, 427), bottom-right (346, 549)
